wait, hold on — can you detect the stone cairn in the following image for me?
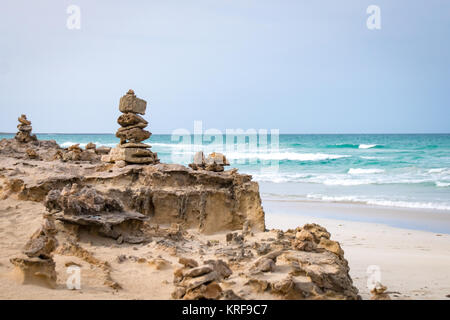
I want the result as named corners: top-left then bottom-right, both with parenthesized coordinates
top-left (102, 89), bottom-right (159, 165)
top-left (15, 114), bottom-right (37, 143)
top-left (189, 151), bottom-right (230, 172)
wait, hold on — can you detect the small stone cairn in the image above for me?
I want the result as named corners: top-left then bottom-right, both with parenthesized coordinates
top-left (15, 114), bottom-right (37, 143)
top-left (189, 151), bottom-right (230, 172)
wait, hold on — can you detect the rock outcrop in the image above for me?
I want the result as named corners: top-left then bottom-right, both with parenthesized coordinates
top-left (168, 223), bottom-right (360, 300)
top-left (10, 255), bottom-right (57, 288)
top-left (10, 218), bottom-right (58, 288)
top-left (15, 114), bottom-right (37, 143)
top-left (370, 283), bottom-right (391, 300)
top-left (52, 143), bottom-right (106, 162)
top-left (189, 151), bottom-right (230, 172)
top-left (45, 183), bottom-right (148, 243)
top-left (103, 90), bottom-right (159, 165)
top-left (172, 258), bottom-right (236, 300)
top-left (0, 136), bottom-right (60, 161)
top-left (0, 150), bottom-right (265, 234)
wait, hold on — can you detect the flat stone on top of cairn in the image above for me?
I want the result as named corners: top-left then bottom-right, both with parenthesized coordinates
top-left (102, 89), bottom-right (159, 165)
top-left (15, 114), bottom-right (37, 143)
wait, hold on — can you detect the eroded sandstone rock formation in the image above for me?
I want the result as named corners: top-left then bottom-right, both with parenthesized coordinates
top-left (10, 217), bottom-right (58, 288)
top-left (45, 183), bottom-right (148, 243)
top-left (103, 89), bottom-right (159, 165)
top-left (1, 97), bottom-right (361, 299)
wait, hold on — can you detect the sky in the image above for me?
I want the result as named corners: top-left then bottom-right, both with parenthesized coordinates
top-left (0, 0), bottom-right (449, 134)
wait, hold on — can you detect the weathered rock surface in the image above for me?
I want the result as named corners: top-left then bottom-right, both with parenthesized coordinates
top-left (105, 146), bottom-right (157, 164)
top-left (45, 184), bottom-right (147, 243)
top-left (10, 255), bottom-right (57, 288)
top-left (23, 219), bottom-right (57, 259)
top-left (0, 148), bottom-right (265, 234)
top-left (173, 258), bottom-right (232, 299)
top-left (370, 283), bottom-right (391, 300)
top-left (189, 151), bottom-right (230, 172)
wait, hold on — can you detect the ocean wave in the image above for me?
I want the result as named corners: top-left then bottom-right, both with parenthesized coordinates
top-left (348, 168), bottom-right (385, 175)
top-left (306, 194), bottom-right (450, 211)
top-left (330, 143), bottom-right (381, 149)
top-left (358, 144), bottom-right (378, 149)
top-left (251, 171), bottom-right (445, 186)
top-left (436, 182), bottom-right (450, 187)
top-left (152, 142), bottom-right (206, 149)
top-left (428, 168), bottom-right (448, 174)
top-left (226, 152), bottom-right (350, 161)
top-left (321, 178), bottom-right (372, 186)
top-left (252, 173), bottom-right (312, 184)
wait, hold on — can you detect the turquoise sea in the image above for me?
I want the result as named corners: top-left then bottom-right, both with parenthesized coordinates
top-left (1, 133), bottom-right (449, 212)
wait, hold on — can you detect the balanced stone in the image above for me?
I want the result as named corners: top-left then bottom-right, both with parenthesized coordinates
top-left (117, 113), bottom-right (148, 127)
top-left (119, 89), bottom-right (147, 115)
top-left (116, 127), bottom-right (151, 143)
top-left (17, 124), bottom-right (32, 132)
top-left (119, 142), bottom-right (151, 148)
top-left (109, 147), bottom-right (157, 164)
top-left (18, 115), bottom-right (31, 125)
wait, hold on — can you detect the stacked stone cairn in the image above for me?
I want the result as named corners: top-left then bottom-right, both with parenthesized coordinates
top-left (15, 114), bottom-right (37, 143)
top-left (189, 151), bottom-right (230, 172)
top-left (102, 89), bottom-right (159, 165)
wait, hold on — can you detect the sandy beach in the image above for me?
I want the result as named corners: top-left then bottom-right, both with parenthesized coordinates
top-left (264, 200), bottom-right (450, 300)
top-left (1, 191), bottom-right (449, 299)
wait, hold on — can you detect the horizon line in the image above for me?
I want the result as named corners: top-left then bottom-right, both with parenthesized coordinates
top-left (1, 132), bottom-right (450, 135)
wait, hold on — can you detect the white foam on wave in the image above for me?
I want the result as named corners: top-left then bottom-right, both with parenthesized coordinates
top-left (251, 170), bottom-right (443, 186)
top-left (321, 178), bottom-right (372, 186)
top-left (359, 144), bottom-right (377, 149)
top-left (306, 194), bottom-right (450, 211)
top-left (436, 182), bottom-right (450, 187)
top-left (226, 152), bottom-right (350, 161)
top-left (348, 168), bottom-right (385, 175)
top-left (428, 168), bottom-right (448, 174)
top-left (152, 142), bottom-right (206, 149)
top-left (252, 172), bottom-right (312, 183)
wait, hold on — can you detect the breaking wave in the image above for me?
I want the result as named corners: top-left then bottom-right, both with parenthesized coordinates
top-left (226, 152), bottom-right (350, 162)
top-left (348, 168), bottom-right (385, 175)
top-left (305, 194), bottom-right (450, 211)
top-left (330, 143), bottom-right (382, 149)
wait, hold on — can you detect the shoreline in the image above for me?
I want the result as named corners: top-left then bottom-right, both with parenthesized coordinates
top-left (261, 198), bottom-right (450, 234)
